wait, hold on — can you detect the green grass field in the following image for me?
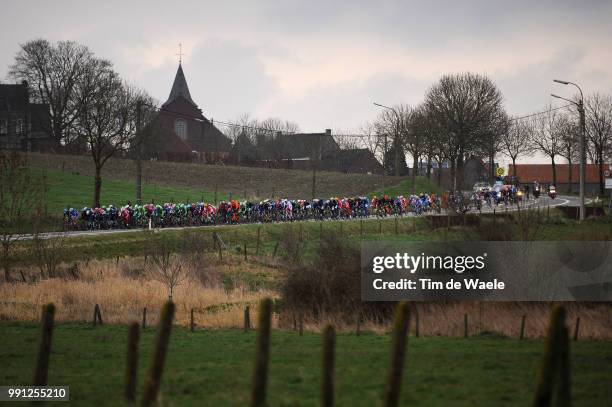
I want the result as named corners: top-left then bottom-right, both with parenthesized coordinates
top-left (1, 322), bottom-right (610, 406)
top-left (35, 168), bottom-right (222, 214)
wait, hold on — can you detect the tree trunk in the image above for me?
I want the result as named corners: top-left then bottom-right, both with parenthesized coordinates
top-left (456, 154), bottom-right (465, 191)
top-left (512, 157), bottom-right (517, 177)
top-left (599, 151), bottom-right (605, 196)
top-left (567, 158), bottom-right (573, 194)
top-left (450, 159), bottom-right (456, 191)
top-left (426, 156), bottom-right (432, 179)
top-left (412, 155), bottom-right (418, 194)
top-left (490, 154), bottom-right (495, 185)
top-left (437, 159), bottom-right (443, 186)
top-left (94, 165), bottom-right (102, 208)
top-left (551, 156), bottom-right (557, 186)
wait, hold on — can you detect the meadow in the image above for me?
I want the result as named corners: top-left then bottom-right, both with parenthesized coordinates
top-left (1, 321), bottom-right (611, 406)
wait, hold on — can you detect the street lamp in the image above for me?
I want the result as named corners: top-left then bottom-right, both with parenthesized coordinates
top-left (374, 102), bottom-right (402, 179)
top-left (552, 78), bottom-right (586, 221)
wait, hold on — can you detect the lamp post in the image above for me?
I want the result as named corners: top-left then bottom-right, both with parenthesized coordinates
top-left (552, 78), bottom-right (586, 221)
top-left (374, 102), bottom-right (402, 178)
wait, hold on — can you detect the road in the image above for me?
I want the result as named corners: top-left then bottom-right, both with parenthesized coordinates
top-left (14, 194), bottom-right (585, 241)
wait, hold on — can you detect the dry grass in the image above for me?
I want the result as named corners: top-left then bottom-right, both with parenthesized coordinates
top-left (0, 257), bottom-right (275, 329)
top-left (1, 255), bottom-right (610, 339)
top-left (408, 302), bottom-right (612, 340)
top-left (28, 152), bottom-right (392, 198)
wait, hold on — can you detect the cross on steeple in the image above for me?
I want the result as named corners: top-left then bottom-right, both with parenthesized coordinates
top-left (176, 43), bottom-right (184, 64)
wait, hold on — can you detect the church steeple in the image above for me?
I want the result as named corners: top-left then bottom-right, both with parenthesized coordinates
top-left (163, 63), bottom-right (197, 108)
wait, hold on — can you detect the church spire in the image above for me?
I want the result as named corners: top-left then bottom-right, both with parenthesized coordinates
top-left (162, 63), bottom-right (196, 107)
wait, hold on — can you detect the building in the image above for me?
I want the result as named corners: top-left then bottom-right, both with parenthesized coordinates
top-left (254, 130), bottom-right (340, 168)
top-left (0, 81), bottom-right (52, 151)
top-left (509, 163), bottom-right (611, 194)
top-left (321, 148), bottom-right (383, 174)
top-left (142, 63), bottom-right (232, 162)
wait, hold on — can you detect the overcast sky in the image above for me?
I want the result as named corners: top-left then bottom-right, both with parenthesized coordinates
top-left (1, 1), bottom-right (611, 163)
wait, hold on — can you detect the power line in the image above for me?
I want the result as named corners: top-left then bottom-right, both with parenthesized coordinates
top-left (508, 104), bottom-right (573, 122)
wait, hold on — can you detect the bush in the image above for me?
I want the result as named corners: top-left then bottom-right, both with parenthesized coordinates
top-left (280, 234), bottom-right (393, 322)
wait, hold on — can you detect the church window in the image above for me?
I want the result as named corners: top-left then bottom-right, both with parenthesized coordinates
top-left (175, 118), bottom-right (187, 139)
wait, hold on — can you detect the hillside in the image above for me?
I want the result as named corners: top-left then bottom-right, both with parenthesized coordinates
top-left (27, 153), bottom-right (441, 210)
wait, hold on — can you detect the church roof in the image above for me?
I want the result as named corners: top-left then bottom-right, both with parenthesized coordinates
top-left (163, 64), bottom-right (196, 108)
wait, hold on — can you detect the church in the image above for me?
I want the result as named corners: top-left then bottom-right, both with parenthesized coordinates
top-left (143, 62), bottom-right (232, 162)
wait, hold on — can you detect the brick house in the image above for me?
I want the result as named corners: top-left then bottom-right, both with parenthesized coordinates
top-left (142, 63), bottom-right (231, 162)
top-left (509, 163), bottom-right (611, 194)
top-left (0, 81), bottom-right (53, 151)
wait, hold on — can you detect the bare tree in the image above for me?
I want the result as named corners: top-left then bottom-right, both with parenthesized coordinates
top-left (0, 152), bottom-right (45, 282)
top-left (531, 106), bottom-right (565, 186)
top-left (584, 93), bottom-right (612, 194)
top-left (373, 108), bottom-right (404, 175)
top-left (500, 118), bottom-right (533, 177)
top-left (424, 72), bottom-right (506, 190)
top-left (32, 233), bottom-right (67, 279)
top-left (146, 236), bottom-right (185, 301)
top-left (9, 39), bottom-right (95, 147)
top-left (359, 122), bottom-right (383, 161)
top-left (75, 58), bottom-right (143, 207)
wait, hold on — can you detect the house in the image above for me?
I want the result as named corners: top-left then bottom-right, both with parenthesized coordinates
top-left (254, 129), bottom-right (340, 168)
top-left (321, 148), bottom-right (383, 174)
top-left (0, 81), bottom-right (53, 151)
top-left (142, 63), bottom-right (232, 162)
top-left (509, 163), bottom-right (611, 194)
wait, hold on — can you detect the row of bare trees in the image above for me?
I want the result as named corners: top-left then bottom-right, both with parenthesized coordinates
top-left (222, 113), bottom-right (301, 165)
top-left (9, 39), bottom-right (156, 207)
top-left (360, 72), bottom-right (612, 193)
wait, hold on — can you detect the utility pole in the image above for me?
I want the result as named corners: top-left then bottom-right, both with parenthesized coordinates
top-left (312, 130), bottom-right (326, 200)
top-left (552, 79), bottom-right (586, 221)
top-left (135, 99), bottom-right (142, 205)
top-left (382, 132), bottom-right (388, 193)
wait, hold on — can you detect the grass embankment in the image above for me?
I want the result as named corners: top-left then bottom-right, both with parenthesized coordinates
top-left (1, 322), bottom-right (611, 406)
top-left (35, 168), bottom-right (218, 214)
top-left (11, 211), bottom-right (612, 268)
top-left (28, 152), bottom-right (430, 205)
top-left (31, 162), bottom-right (439, 215)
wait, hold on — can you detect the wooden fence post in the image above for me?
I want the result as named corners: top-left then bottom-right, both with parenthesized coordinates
top-left (384, 302), bottom-right (410, 407)
top-left (272, 242), bottom-right (279, 259)
top-left (532, 305), bottom-right (571, 407)
top-left (520, 314), bottom-right (526, 340)
top-left (142, 307), bottom-right (147, 330)
top-left (464, 314), bottom-right (468, 338)
top-left (190, 308), bottom-right (195, 332)
top-left (251, 298), bottom-right (272, 407)
top-left (141, 301), bottom-right (175, 407)
top-left (93, 304), bottom-right (103, 326)
top-left (244, 306), bottom-right (251, 333)
top-left (573, 317), bottom-right (580, 341)
top-left (33, 303), bottom-right (55, 386)
top-left (125, 322), bottom-right (140, 404)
